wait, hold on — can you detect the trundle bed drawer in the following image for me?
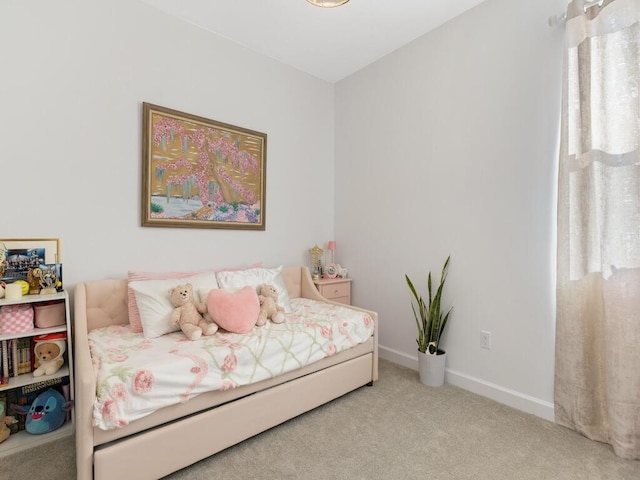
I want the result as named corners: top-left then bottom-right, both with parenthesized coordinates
top-left (93, 353), bottom-right (374, 480)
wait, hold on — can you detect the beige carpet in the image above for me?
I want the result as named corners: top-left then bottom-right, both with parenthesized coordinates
top-left (1, 359), bottom-right (638, 479)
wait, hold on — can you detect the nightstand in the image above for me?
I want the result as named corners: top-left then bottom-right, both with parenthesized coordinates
top-left (313, 278), bottom-right (352, 305)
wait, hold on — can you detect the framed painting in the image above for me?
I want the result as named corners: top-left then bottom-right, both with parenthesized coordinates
top-left (0, 238), bottom-right (60, 283)
top-left (142, 103), bottom-right (267, 230)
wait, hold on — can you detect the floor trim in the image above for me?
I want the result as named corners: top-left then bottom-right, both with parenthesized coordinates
top-left (379, 345), bottom-right (555, 422)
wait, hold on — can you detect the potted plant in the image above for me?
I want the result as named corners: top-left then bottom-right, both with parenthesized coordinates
top-left (405, 255), bottom-right (452, 386)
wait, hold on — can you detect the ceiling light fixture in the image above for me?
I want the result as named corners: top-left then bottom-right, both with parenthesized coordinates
top-left (306, 0), bottom-right (350, 7)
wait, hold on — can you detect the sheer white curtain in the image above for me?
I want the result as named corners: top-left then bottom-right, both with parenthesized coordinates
top-left (555, 0), bottom-right (640, 460)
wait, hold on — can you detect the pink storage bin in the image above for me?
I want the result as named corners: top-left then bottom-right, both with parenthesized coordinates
top-left (0, 304), bottom-right (35, 334)
top-left (34, 301), bottom-right (66, 328)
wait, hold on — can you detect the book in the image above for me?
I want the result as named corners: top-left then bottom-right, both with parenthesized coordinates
top-left (11, 338), bottom-right (18, 377)
top-left (1, 339), bottom-right (8, 379)
top-left (17, 337), bottom-right (31, 374)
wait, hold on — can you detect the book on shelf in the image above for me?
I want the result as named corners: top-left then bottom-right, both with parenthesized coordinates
top-left (17, 337), bottom-right (32, 375)
top-left (11, 338), bottom-right (18, 377)
top-left (1, 339), bottom-right (9, 379)
top-left (0, 338), bottom-right (35, 378)
top-left (1, 339), bottom-right (15, 378)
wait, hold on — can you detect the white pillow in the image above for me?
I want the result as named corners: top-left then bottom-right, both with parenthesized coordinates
top-left (215, 265), bottom-right (292, 312)
top-left (129, 272), bottom-right (219, 339)
top-left (197, 286), bottom-right (240, 305)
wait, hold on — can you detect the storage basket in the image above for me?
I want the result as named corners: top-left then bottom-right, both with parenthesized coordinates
top-left (34, 300), bottom-right (66, 328)
top-left (0, 304), bottom-right (35, 334)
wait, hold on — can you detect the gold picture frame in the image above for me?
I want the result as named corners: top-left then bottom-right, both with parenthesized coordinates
top-left (141, 103), bottom-right (267, 230)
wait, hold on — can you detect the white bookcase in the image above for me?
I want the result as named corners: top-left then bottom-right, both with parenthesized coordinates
top-left (0, 290), bottom-right (74, 457)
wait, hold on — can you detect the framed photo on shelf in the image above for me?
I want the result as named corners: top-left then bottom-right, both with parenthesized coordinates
top-left (141, 102), bottom-right (267, 230)
top-left (28, 263), bottom-right (63, 293)
top-left (0, 238), bottom-right (60, 284)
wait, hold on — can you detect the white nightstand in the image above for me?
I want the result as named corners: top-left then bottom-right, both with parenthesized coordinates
top-left (313, 278), bottom-right (352, 305)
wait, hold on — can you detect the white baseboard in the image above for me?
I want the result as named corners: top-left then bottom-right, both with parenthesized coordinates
top-left (379, 345), bottom-right (419, 370)
top-left (378, 345), bottom-right (555, 423)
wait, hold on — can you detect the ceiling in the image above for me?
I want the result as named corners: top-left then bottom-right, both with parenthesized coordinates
top-left (139, 0), bottom-right (487, 83)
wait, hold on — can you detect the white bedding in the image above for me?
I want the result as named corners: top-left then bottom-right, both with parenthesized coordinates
top-left (89, 298), bottom-right (375, 430)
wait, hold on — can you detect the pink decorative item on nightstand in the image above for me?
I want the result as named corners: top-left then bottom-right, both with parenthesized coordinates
top-left (327, 240), bottom-right (336, 264)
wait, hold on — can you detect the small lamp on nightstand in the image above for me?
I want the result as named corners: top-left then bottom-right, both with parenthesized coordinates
top-left (327, 240), bottom-right (336, 264)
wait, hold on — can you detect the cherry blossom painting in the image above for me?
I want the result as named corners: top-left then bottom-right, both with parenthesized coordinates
top-left (142, 103), bottom-right (266, 230)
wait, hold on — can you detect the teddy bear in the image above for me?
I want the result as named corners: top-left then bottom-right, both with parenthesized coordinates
top-left (33, 333), bottom-right (67, 377)
top-left (169, 283), bottom-right (219, 340)
top-left (256, 283), bottom-right (285, 326)
top-left (0, 402), bottom-right (17, 443)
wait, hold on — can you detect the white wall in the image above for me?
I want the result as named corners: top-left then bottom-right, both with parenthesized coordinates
top-left (335, 0), bottom-right (567, 420)
top-left (2, 0), bottom-right (569, 420)
top-left (0, 0), bottom-right (334, 287)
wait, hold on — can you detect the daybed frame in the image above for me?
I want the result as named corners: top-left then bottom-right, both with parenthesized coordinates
top-left (74, 266), bottom-right (378, 480)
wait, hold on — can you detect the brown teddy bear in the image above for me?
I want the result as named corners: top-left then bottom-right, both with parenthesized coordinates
top-left (33, 333), bottom-right (66, 377)
top-left (169, 283), bottom-right (219, 340)
top-left (0, 402), bottom-right (17, 443)
top-left (257, 283), bottom-right (285, 326)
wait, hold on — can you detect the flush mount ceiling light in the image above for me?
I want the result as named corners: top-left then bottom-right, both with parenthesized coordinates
top-left (306, 0), bottom-right (350, 7)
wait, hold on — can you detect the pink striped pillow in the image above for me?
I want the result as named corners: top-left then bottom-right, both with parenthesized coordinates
top-left (126, 263), bottom-right (262, 333)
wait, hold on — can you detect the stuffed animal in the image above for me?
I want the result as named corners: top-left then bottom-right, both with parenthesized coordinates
top-left (0, 402), bottom-right (17, 443)
top-left (169, 283), bottom-right (219, 340)
top-left (11, 388), bottom-right (73, 434)
top-left (256, 283), bottom-right (285, 326)
top-left (33, 332), bottom-right (66, 377)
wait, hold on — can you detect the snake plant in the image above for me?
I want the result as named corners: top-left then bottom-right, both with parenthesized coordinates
top-left (405, 255), bottom-right (452, 355)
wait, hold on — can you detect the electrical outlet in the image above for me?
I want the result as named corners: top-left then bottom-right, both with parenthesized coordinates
top-left (480, 330), bottom-right (491, 350)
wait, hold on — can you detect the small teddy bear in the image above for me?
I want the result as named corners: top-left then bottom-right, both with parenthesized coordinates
top-left (256, 283), bottom-right (285, 326)
top-left (33, 333), bottom-right (67, 377)
top-left (169, 283), bottom-right (219, 341)
top-left (0, 402), bottom-right (17, 443)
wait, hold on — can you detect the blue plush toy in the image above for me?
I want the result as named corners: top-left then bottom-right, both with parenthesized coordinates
top-left (11, 388), bottom-right (73, 434)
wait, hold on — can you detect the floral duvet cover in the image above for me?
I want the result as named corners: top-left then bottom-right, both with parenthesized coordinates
top-left (89, 298), bottom-right (374, 430)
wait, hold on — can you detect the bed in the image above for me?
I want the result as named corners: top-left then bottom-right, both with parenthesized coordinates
top-left (74, 265), bottom-right (378, 480)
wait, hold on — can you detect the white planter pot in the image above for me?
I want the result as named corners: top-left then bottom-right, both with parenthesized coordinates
top-left (418, 349), bottom-right (446, 387)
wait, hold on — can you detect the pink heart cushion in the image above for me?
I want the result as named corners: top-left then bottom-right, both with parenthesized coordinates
top-left (207, 286), bottom-right (260, 333)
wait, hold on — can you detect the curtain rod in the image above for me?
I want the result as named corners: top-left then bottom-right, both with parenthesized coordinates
top-left (548, 0), bottom-right (604, 27)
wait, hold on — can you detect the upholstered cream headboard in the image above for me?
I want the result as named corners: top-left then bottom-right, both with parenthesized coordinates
top-left (74, 266), bottom-right (315, 334)
top-left (77, 279), bottom-right (129, 332)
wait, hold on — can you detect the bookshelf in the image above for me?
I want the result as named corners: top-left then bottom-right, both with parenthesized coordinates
top-left (0, 290), bottom-right (74, 458)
